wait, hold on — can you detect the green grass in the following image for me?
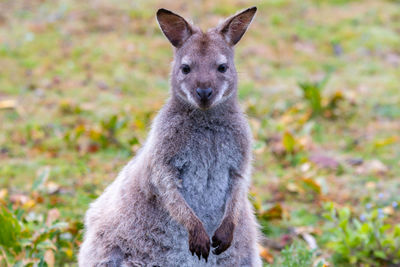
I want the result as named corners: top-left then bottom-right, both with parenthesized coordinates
top-left (1, 0), bottom-right (400, 266)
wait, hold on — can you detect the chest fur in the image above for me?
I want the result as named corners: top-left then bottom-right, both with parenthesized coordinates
top-left (171, 125), bottom-right (242, 232)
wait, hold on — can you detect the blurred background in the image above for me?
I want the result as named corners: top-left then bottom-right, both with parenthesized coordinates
top-left (0, 0), bottom-right (400, 266)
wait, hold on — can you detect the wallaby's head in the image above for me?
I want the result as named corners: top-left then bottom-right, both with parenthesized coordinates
top-left (156, 7), bottom-right (257, 110)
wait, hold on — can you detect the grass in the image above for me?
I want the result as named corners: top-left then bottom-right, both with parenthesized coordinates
top-left (0, 0), bottom-right (400, 266)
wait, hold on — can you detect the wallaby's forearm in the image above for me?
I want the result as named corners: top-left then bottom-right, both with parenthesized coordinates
top-left (150, 166), bottom-right (202, 229)
top-left (150, 164), bottom-right (211, 260)
top-left (222, 130), bottom-right (252, 227)
top-left (223, 171), bottom-right (248, 226)
top-left (211, 170), bottom-right (248, 255)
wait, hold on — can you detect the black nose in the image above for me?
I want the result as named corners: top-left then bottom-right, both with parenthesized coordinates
top-left (196, 88), bottom-right (213, 101)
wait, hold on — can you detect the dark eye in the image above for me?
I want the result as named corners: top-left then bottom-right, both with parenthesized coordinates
top-left (181, 64), bottom-right (191, 74)
top-left (217, 64), bottom-right (228, 73)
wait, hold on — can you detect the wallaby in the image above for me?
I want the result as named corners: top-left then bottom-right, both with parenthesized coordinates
top-left (79, 7), bottom-right (261, 267)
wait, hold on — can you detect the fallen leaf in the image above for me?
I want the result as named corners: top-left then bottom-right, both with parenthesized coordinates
top-left (309, 153), bottom-right (339, 169)
top-left (356, 159), bottom-right (388, 175)
top-left (374, 136), bottom-right (398, 149)
top-left (368, 159), bottom-right (389, 174)
top-left (385, 52), bottom-right (400, 66)
top-left (293, 226), bottom-right (319, 249)
top-left (279, 234), bottom-right (293, 247)
top-left (44, 249), bottom-right (55, 267)
top-left (46, 208), bottom-right (60, 226)
top-left (23, 199), bottom-right (36, 210)
top-left (282, 131), bottom-right (296, 153)
top-left (259, 244), bottom-right (274, 263)
top-left (32, 191), bottom-right (45, 203)
top-left (267, 135), bottom-right (285, 156)
top-left (300, 163), bottom-right (311, 172)
top-left (0, 188), bottom-right (8, 199)
top-left (46, 181), bottom-right (61, 195)
top-left (0, 99), bottom-right (17, 109)
top-left (10, 194), bottom-right (30, 205)
top-left (383, 206), bottom-right (394, 215)
top-left (65, 248), bottom-right (74, 258)
top-left (260, 204), bottom-right (283, 220)
top-left (287, 182), bottom-right (301, 193)
top-left (301, 178), bottom-right (321, 194)
top-left (365, 181), bottom-right (376, 189)
top-left (347, 158), bottom-right (363, 166)
top-left (301, 232), bottom-right (318, 250)
top-left (294, 226), bottom-right (317, 235)
top-left (33, 166), bottom-right (50, 191)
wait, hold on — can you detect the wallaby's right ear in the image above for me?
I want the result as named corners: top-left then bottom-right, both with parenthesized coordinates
top-left (156, 9), bottom-right (193, 48)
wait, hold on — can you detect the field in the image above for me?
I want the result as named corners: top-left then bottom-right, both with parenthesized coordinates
top-left (1, 0), bottom-right (400, 266)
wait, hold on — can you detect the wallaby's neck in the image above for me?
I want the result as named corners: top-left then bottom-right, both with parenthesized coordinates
top-left (168, 92), bottom-right (240, 119)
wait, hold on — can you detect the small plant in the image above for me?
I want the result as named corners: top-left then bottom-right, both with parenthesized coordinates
top-left (298, 76), bottom-right (326, 117)
top-left (0, 205), bottom-right (77, 266)
top-left (298, 69), bottom-right (347, 118)
top-left (64, 113), bottom-right (139, 152)
top-left (267, 241), bottom-right (320, 267)
top-left (322, 202), bottom-right (400, 266)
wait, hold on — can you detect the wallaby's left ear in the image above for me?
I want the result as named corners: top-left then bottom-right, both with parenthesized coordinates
top-left (218, 7), bottom-right (257, 46)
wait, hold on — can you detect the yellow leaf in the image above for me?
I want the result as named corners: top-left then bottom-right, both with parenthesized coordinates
top-left (65, 248), bottom-right (74, 258)
top-left (134, 118), bottom-right (145, 130)
top-left (301, 178), bottom-right (321, 194)
top-left (258, 244), bottom-right (274, 263)
top-left (282, 131), bottom-right (295, 153)
top-left (23, 199), bottom-right (36, 210)
top-left (260, 204), bottom-right (283, 220)
top-left (374, 136), bottom-right (398, 149)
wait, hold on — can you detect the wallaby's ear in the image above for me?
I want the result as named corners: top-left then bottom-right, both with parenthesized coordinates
top-left (156, 8), bottom-right (193, 47)
top-left (218, 7), bottom-right (257, 46)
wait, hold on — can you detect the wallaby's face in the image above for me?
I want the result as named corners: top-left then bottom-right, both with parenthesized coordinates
top-left (157, 7), bottom-right (257, 110)
top-left (171, 33), bottom-right (234, 110)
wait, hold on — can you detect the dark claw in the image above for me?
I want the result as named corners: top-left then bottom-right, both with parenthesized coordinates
top-left (211, 219), bottom-right (234, 255)
top-left (196, 250), bottom-right (201, 260)
top-left (188, 222), bottom-right (211, 261)
top-left (211, 236), bottom-right (221, 248)
top-left (212, 242), bottom-right (230, 255)
top-left (203, 246), bottom-right (209, 262)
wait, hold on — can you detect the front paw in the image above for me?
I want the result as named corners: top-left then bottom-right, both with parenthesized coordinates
top-left (188, 221), bottom-right (210, 262)
top-left (211, 219), bottom-right (234, 255)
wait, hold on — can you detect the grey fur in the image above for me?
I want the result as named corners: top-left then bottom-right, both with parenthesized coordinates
top-left (79, 7), bottom-right (261, 267)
